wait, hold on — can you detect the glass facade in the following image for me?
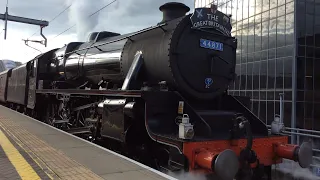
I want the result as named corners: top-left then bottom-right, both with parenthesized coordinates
top-left (296, 0), bottom-right (320, 132)
top-left (194, 0), bottom-right (297, 128)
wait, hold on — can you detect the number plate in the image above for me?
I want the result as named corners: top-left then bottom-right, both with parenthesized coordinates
top-left (200, 39), bottom-right (223, 51)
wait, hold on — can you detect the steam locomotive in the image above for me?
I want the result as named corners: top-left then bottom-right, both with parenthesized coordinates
top-left (0, 2), bottom-right (313, 180)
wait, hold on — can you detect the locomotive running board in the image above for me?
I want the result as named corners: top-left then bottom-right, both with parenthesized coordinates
top-left (36, 89), bottom-right (142, 97)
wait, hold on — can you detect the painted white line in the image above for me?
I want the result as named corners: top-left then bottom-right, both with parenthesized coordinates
top-left (1, 105), bottom-right (178, 180)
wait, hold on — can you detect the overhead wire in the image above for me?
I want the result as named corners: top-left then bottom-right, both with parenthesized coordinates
top-left (51, 0), bottom-right (118, 40)
top-left (26, 3), bottom-right (73, 40)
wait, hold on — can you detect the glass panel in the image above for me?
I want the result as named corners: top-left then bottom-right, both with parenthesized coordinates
top-left (247, 63), bottom-right (253, 89)
top-left (314, 58), bottom-right (320, 90)
top-left (270, 0), bottom-right (277, 8)
top-left (252, 101), bottom-right (259, 116)
top-left (278, 5), bottom-right (286, 17)
top-left (237, 20), bottom-right (243, 30)
top-left (260, 50), bottom-right (267, 60)
top-left (241, 64), bottom-right (247, 89)
top-left (235, 64), bottom-right (241, 90)
top-left (255, 23), bottom-right (262, 51)
top-left (283, 57), bottom-right (292, 88)
top-left (253, 61), bottom-right (260, 89)
top-left (260, 101), bottom-right (267, 122)
top-left (248, 53), bottom-right (254, 62)
top-left (278, 0), bottom-right (286, 6)
top-left (306, 2), bottom-right (315, 14)
top-left (236, 53), bottom-right (241, 64)
top-left (267, 101), bottom-right (275, 124)
top-left (316, 4), bottom-right (320, 16)
top-left (275, 99), bottom-right (280, 115)
top-left (276, 58), bottom-right (284, 89)
top-left (268, 59), bottom-right (276, 89)
top-left (249, 17), bottom-right (255, 27)
top-left (253, 91), bottom-right (260, 99)
top-left (297, 57), bottom-right (305, 90)
top-left (286, 1), bottom-right (294, 14)
top-left (306, 14), bottom-right (314, 36)
top-left (254, 51), bottom-right (261, 62)
top-left (262, 11), bottom-right (269, 22)
top-left (268, 48), bottom-right (276, 59)
top-left (283, 102), bottom-right (292, 127)
top-left (284, 91), bottom-right (292, 100)
top-left (242, 54), bottom-right (247, 64)
top-left (285, 45), bottom-right (294, 57)
top-left (277, 46), bottom-right (286, 58)
top-left (256, 0), bottom-right (263, 14)
top-left (243, 0), bottom-right (249, 19)
top-left (260, 60), bottom-right (268, 89)
top-left (298, 45), bottom-right (306, 57)
top-left (231, 0), bottom-right (238, 23)
top-left (238, 29), bottom-right (243, 51)
top-left (248, 27), bottom-right (254, 52)
top-left (306, 58), bottom-right (314, 76)
top-left (269, 19), bottom-right (277, 49)
top-left (277, 16), bottom-right (286, 47)
top-left (255, 13), bottom-right (262, 23)
top-left (285, 13), bottom-right (294, 45)
top-left (237, 0), bottom-right (243, 20)
top-left (296, 0), bottom-right (306, 16)
top-left (263, 0), bottom-right (270, 12)
top-left (243, 28), bottom-right (248, 53)
top-left (262, 21), bottom-right (269, 49)
top-left (306, 46), bottom-right (314, 58)
top-left (270, 8), bottom-right (277, 19)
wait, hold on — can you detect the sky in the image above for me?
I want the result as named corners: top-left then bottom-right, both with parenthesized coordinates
top-left (0, 0), bottom-right (196, 63)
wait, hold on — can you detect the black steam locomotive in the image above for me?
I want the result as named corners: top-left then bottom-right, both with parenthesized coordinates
top-left (0, 2), bottom-right (312, 180)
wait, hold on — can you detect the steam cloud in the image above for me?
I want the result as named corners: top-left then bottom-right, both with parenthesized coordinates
top-left (64, 0), bottom-right (195, 40)
top-left (65, 0), bottom-right (103, 41)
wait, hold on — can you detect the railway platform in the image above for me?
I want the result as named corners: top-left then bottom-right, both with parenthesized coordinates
top-left (0, 105), bottom-right (176, 180)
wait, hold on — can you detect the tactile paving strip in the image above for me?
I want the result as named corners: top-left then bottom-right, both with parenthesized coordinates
top-left (0, 117), bottom-right (104, 180)
top-left (0, 145), bottom-right (22, 180)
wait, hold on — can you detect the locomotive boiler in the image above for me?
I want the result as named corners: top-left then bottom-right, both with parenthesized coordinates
top-left (0, 2), bottom-right (313, 180)
top-left (49, 2), bottom-right (236, 100)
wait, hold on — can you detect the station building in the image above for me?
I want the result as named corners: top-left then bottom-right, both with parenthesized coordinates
top-left (194, 0), bottom-right (320, 135)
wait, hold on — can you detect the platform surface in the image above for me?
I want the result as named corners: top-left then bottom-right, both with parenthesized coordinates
top-left (0, 105), bottom-right (176, 180)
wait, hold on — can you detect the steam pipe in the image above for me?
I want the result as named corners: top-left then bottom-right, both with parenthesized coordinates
top-left (279, 93), bottom-right (284, 124)
top-left (273, 126), bottom-right (320, 134)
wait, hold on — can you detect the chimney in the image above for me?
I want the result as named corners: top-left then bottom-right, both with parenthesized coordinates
top-left (159, 2), bottom-right (190, 24)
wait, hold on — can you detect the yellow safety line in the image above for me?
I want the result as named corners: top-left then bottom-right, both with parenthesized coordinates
top-left (0, 129), bottom-right (41, 180)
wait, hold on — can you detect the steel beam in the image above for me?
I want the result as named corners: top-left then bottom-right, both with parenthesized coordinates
top-left (0, 14), bottom-right (48, 27)
top-left (0, 7), bottom-right (49, 46)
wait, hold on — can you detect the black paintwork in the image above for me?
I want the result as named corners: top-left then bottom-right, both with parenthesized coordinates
top-left (0, 3), bottom-right (277, 179)
top-left (0, 69), bottom-right (11, 102)
top-left (7, 63), bottom-right (31, 106)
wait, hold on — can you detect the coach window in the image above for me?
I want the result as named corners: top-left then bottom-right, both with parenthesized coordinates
top-left (29, 61), bottom-right (35, 77)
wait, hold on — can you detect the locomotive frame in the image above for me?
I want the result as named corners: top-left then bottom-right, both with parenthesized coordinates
top-left (0, 2), bottom-right (313, 180)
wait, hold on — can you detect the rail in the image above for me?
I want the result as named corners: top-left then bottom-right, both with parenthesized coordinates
top-left (267, 124), bottom-right (320, 153)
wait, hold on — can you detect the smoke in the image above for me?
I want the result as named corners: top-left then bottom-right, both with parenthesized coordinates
top-left (65, 0), bottom-right (103, 41)
top-left (167, 170), bottom-right (207, 180)
top-left (63, 0), bottom-right (194, 40)
top-left (274, 159), bottom-right (320, 180)
top-left (275, 139), bottom-right (320, 180)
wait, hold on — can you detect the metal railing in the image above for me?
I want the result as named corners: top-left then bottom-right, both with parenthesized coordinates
top-left (265, 93), bottom-right (320, 173)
